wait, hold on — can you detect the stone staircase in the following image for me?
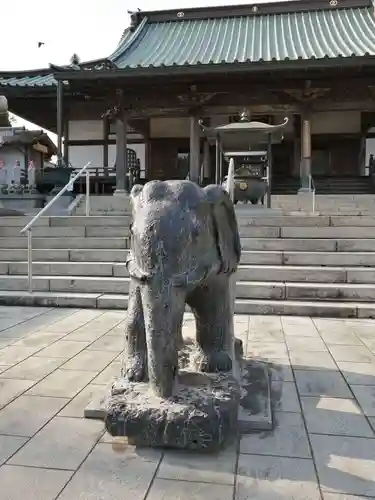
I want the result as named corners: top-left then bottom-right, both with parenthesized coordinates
top-left (2, 212), bottom-right (375, 318)
top-left (272, 176), bottom-right (374, 195)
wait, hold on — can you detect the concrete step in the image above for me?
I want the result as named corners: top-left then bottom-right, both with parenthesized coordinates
top-left (4, 214), bottom-right (375, 230)
top-left (1, 249), bottom-right (375, 267)
top-left (5, 236), bottom-right (375, 252)
top-left (0, 290), bottom-right (374, 318)
top-left (0, 215), bottom-right (132, 227)
top-left (282, 251), bottom-right (375, 266)
top-left (2, 224), bottom-right (373, 239)
top-left (280, 227), bottom-right (375, 238)
top-left (0, 226), bottom-right (130, 238)
top-left (240, 238), bottom-right (375, 251)
top-left (2, 275), bottom-right (375, 301)
top-left (4, 262), bottom-right (375, 284)
top-left (0, 237), bottom-right (130, 249)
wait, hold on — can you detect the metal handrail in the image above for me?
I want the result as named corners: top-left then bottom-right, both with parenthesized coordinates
top-left (309, 174), bottom-right (316, 213)
top-left (20, 161), bottom-right (91, 293)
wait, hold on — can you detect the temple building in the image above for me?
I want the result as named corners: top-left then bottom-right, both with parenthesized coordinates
top-left (1, 0), bottom-right (375, 194)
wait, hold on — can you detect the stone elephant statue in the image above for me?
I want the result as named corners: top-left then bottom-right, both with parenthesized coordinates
top-left (123, 179), bottom-right (241, 398)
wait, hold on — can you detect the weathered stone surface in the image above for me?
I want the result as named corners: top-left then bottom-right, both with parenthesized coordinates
top-left (85, 337), bottom-right (273, 442)
top-left (104, 370), bottom-right (240, 452)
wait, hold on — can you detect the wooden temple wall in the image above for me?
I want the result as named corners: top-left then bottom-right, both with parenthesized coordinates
top-left (64, 108), bottom-right (366, 181)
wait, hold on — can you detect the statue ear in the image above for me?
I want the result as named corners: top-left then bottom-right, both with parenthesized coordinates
top-left (204, 185), bottom-right (241, 273)
top-left (130, 184), bottom-right (143, 199)
top-left (130, 184), bottom-right (144, 210)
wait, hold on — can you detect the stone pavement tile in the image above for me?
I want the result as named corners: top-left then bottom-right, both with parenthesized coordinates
top-left (0, 464), bottom-right (73, 500)
top-left (234, 314), bottom-right (250, 323)
top-left (0, 346), bottom-right (39, 365)
top-left (234, 322), bottom-right (249, 351)
top-left (0, 308), bottom-right (74, 340)
top-left (59, 384), bottom-right (104, 418)
top-left (240, 412), bottom-right (311, 458)
top-left (270, 360), bottom-right (294, 383)
top-left (236, 454), bottom-right (321, 500)
top-left (282, 316), bottom-right (320, 337)
top-left (369, 417), bottom-right (375, 432)
top-left (0, 395), bottom-right (69, 437)
top-left (65, 313), bottom-right (124, 341)
top-left (313, 318), bottom-right (352, 333)
top-left (294, 369), bottom-right (352, 398)
top-left (323, 494), bottom-right (375, 499)
top-left (0, 364), bottom-right (10, 373)
top-left (328, 346), bottom-right (375, 363)
top-left (358, 336), bottom-right (375, 353)
top-left (37, 340), bottom-right (90, 359)
top-left (148, 479), bottom-right (234, 500)
top-left (318, 331), bottom-right (363, 346)
top-left (310, 434), bottom-right (375, 497)
top-left (92, 360), bottom-right (121, 385)
top-left (272, 381), bottom-right (301, 413)
top-left (106, 320), bottom-right (126, 336)
top-left (0, 338), bottom-right (16, 348)
top-left (337, 361), bottom-right (375, 386)
top-left (350, 385), bottom-right (375, 417)
top-left (0, 379), bottom-right (36, 408)
top-left (44, 309), bottom-right (104, 334)
top-left (247, 328), bottom-right (284, 343)
top-left (62, 329), bottom-right (107, 342)
top-left (60, 350), bottom-right (116, 372)
top-left (247, 342), bottom-right (289, 361)
top-left (12, 331), bottom-right (67, 348)
top-left (157, 446), bottom-right (236, 484)
top-left (0, 435), bottom-right (28, 464)
top-left (86, 334), bottom-right (124, 352)
top-left (56, 443), bottom-right (161, 500)
top-left (182, 323), bottom-right (195, 342)
top-left (286, 337), bottom-right (327, 351)
top-left (0, 306), bottom-right (51, 326)
top-left (290, 350), bottom-right (337, 371)
top-left (27, 369), bottom-right (97, 398)
top-left (249, 316), bottom-right (283, 343)
top-left (8, 416), bottom-right (104, 470)
top-left (301, 397), bottom-right (374, 437)
top-left (0, 356), bottom-right (65, 381)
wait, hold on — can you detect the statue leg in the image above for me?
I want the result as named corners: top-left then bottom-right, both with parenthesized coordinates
top-left (187, 276), bottom-right (233, 373)
top-left (122, 280), bottom-right (147, 382)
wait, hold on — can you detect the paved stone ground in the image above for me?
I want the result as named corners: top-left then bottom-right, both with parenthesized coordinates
top-left (0, 307), bottom-right (375, 499)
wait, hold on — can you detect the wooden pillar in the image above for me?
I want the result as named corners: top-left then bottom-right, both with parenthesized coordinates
top-left (56, 80), bottom-right (64, 167)
top-left (292, 114), bottom-right (301, 178)
top-left (189, 115), bottom-right (200, 184)
top-left (103, 117), bottom-right (109, 176)
top-left (300, 111), bottom-right (312, 190)
top-left (63, 115), bottom-right (69, 167)
top-left (114, 91), bottom-right (127, 195)
top-left (203, 140), bottom-right (210, 181)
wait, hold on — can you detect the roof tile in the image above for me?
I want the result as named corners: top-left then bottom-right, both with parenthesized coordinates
top-left (1, 3), bottom-right (375, 87)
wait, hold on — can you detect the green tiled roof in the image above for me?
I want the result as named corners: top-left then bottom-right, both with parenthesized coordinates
top-left (111, 5), bottom-right (375, 68)
top-left (0, 71), bottom-right (56, 88)
top-left (2, 1), bottom-right (375, 87)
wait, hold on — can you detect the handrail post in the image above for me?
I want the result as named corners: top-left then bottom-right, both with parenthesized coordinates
top-left (27, 229), bottom-right (33, 293)
top-left (85, 170), bottom-right (90, 217)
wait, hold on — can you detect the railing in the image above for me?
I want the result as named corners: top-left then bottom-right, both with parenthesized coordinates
top-left (20, 161), bottom-right (91, 293)
top-left (309, 174), bottom-right (316, 213)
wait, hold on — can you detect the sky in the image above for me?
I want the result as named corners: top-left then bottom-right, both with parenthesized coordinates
top-left (1, 0), bottom-right (288, 138)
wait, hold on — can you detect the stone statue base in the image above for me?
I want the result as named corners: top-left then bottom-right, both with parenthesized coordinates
top-left (105, 370), bottom-right (239, 452)
top-left (84, 338), bottom-right (273, 451)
